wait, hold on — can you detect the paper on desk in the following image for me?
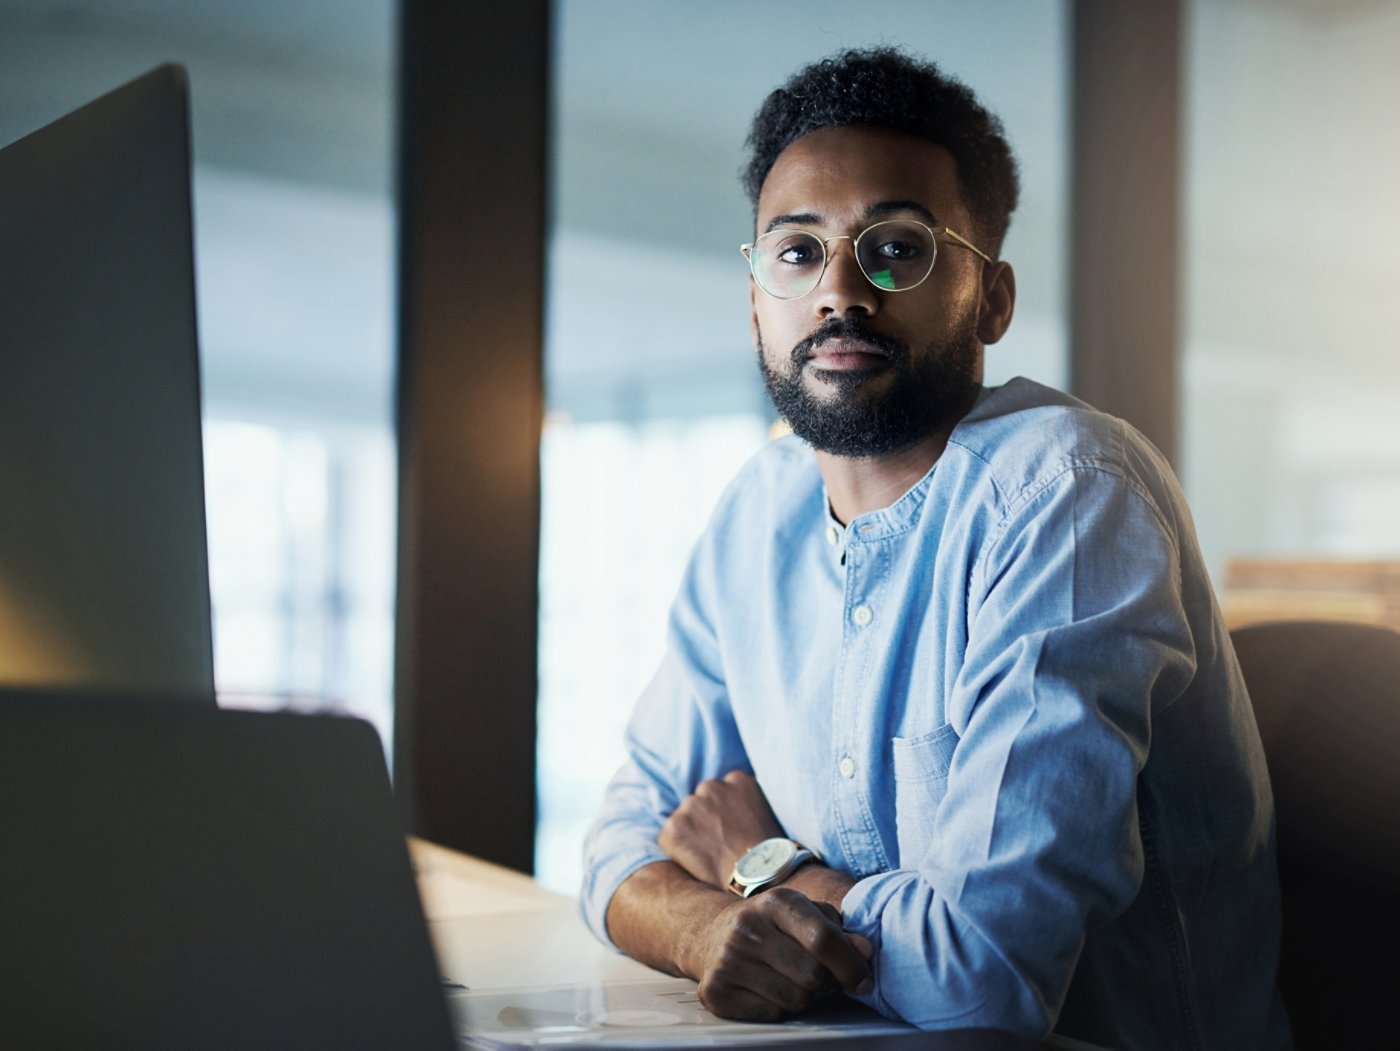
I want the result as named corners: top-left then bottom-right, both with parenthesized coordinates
top-left (449, 976), bottom-right (914, 1048)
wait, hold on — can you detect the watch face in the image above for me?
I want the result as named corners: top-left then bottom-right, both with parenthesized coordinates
top-left (736, 837), bottom-right (796, 882)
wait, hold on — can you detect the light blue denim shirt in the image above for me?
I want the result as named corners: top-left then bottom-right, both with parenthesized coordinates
top-left (581, 378), bottom-right (1290, 1048)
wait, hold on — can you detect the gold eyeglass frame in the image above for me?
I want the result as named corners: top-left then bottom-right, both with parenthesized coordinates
top-left (740, 219), bottom-right (993, 300)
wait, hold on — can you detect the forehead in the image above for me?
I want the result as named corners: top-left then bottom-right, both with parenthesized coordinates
top-left (756, 125), bottom-right (965, 229)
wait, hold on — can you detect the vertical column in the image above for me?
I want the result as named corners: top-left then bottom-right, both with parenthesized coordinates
top-left (394, 0), bottom-right (548, 872)
top-left (1070, 0), bottom-right (1183, 464)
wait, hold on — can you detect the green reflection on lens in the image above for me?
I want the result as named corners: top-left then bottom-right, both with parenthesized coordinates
top-left (869, 268), bottom-right (897, 289)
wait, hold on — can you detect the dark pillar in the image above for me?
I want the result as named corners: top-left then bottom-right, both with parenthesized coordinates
top-left (394, 0), bottom-right (548, 872)
top-left (1070, 0), bottom-right (1183, 465)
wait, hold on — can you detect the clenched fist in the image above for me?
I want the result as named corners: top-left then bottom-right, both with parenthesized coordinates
top-left (659, 770), bottom-right (784, 887)
top-left (684, 886), bottom-right (874, 1022)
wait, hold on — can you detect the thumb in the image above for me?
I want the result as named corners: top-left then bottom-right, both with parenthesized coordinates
top-left (845, 931), bottom-right (874, 959)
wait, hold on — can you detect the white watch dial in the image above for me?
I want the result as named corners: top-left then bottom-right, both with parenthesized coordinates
top-left (736, 837), bottom-right (797, 882)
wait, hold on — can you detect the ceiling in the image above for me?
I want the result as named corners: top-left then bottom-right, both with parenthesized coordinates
top-left (0, 0), bottom-right (1074, 424)
top-left (0, 0), bottom-right (1072, 207)
top-left (5, 0), bottom-right (1395, 426)
top-left (3, 0), bottom-right (1395, 211)
top-left (0, 0), bottom-right (394, 193)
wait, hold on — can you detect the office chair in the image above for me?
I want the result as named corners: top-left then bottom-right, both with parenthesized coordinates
top-left (1229, 620), bottom-right (1400, 1049)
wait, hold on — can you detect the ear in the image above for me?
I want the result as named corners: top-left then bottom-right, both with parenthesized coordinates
top-left (749, 278), bottom-right (761, 344)
top-left (976, 260), bottom-right (1016, 345)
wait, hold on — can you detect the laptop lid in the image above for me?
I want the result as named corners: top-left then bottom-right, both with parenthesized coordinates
top-left (0, 64), bottom-right (214, 699)
top-left (0, 692), bottom-right (454, 1049)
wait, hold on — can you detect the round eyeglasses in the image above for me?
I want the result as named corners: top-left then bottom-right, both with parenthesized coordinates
top-left (740, 219), bottom-right (992, 301)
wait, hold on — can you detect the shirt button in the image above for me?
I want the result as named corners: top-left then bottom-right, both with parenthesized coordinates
top-left (826, 525), bottom-right (840, 546)
top-left (852, 604), bottom-right (874, 627)
top-left (839, 755), bottom-right (856, 778)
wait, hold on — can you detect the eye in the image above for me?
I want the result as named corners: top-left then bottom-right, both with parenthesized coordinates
top-left (872, 238), bottom-right (924, 261)
top-left (766, 232), bottom-right (822, 268)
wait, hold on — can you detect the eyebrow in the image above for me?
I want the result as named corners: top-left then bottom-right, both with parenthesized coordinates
top-left (764, 212), bottom-right (820, 233)
top-left (763, 200), bottom-right (942, 235)
top-left (866, 200), bottom-right (941, 226)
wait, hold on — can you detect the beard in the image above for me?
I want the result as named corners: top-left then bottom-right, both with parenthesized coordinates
top-left (757, 315), bottom-right (981, 458)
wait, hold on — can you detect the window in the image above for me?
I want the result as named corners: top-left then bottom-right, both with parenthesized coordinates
top-left (1182, 0), bottom-right (1400, 582)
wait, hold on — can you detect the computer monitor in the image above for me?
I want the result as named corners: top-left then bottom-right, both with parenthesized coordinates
top-left (0, 64), bottom-right (214, 701)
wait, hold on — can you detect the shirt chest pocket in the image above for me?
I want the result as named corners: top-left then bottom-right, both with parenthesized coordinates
top-left (891, 723), bottom-right (959, 868)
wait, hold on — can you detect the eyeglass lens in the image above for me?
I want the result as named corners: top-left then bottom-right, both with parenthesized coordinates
top-left (750, 220), bottom-right (938, 300)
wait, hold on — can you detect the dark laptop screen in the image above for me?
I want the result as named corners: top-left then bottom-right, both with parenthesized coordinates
top-left (0, 65), bottom-right (214, 701)
top-left (0, 693), bottom-right (454, 1049)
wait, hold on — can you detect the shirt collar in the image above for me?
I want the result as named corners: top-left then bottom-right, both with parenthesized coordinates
top-left (819, 450), bottom-right (942, 547)
top-left (816, 385), bottom-right (998, 544)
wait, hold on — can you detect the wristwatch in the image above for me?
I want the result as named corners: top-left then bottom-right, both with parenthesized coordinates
top-left (727, 837), bottom-right (817, 898)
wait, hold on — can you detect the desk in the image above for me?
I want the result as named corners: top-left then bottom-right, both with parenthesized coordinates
top-left (408, 838), bottom-right (1100, 1050)
top-left (410, 836), bottom-right (659, 990)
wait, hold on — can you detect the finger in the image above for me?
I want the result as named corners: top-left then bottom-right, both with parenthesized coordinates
top-left (696, 975), bottom-right (789, 1023)
top-left (767, 890), bottom-right (873, 993)
top-left (711, 905), bottom-right (834, 1012)
top-left (721, 770), bottom-right (778, 818)
top-left (656, 816), bottom-right (687, 862)
top-left (746, 921), bottom-right (841, 996)
top-left (846, 932), bottom-right (874, 959)
top-left (693, 777), bottom-right (725, 799)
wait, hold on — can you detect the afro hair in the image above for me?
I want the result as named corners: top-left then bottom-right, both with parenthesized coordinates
top-left (742, 47), bottom-right (1021, 253)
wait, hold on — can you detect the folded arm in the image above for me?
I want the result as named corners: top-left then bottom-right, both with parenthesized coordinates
top-left (580, 601), bottom-right (872, 1020)
top-left (605, 858), bottom-right (871, 1021)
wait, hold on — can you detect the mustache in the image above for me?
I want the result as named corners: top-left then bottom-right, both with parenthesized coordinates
top-left (791, 317), bottom-right (908, 365)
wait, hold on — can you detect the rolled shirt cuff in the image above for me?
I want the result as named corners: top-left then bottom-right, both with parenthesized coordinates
top-left (578, 843), bottom-right (671, 949)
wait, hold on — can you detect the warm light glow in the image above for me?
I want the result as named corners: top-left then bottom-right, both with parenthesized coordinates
top-left (0, 568), bottom-right (84, 685)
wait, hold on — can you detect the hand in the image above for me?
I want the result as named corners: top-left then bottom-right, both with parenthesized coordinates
top-left (685, 887), bottom-right (874, 1022)
top-left (659, 770), bottom-right (783, 888)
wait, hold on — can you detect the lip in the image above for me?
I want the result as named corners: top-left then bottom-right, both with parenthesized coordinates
top-left (806, 337), bottom-right (891, 372)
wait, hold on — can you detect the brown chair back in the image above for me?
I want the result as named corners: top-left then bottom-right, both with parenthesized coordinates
top-left (1230, 620), bottom-right (1400, 1048)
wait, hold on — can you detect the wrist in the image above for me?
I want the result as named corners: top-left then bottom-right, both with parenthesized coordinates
top-left (782, 862), bottom-right (856, 912)
top-left (677, 891), bottom-right (741, 979)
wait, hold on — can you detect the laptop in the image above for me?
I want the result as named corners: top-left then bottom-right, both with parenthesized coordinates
top-left (0, 62), bottom-right (214, 699)
top-left (0, 691), bottom-right (456, 1049)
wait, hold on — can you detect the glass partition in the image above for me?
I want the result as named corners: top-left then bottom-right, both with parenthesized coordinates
top-left (1182, 0), bottom-right (1400, 619)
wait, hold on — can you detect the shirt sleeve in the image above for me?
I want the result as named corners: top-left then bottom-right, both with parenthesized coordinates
top-left (578, 528), bottom-right (752, 948)
top-left (840, 462), bottom-right (1198, 1035)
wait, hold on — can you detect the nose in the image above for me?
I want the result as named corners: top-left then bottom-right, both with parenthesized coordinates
top-left (812, 236), bottom-right (880, 318)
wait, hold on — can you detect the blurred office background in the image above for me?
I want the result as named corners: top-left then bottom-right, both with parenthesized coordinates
top-left (1181, 0), bottom-right (1400, 585)
top-left (1, 0), bottom-right (1397, 891)
top-left (0, 0), bottom-right (400, 750)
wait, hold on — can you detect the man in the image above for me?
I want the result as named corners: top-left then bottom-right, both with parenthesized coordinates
top-left (580, 47), bottom-right (1289, 1048)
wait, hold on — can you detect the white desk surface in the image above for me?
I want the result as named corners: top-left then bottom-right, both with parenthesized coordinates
top-left (410, 836), bottom-right (661, 990)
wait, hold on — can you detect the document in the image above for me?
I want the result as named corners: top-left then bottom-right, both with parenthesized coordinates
top-left (450, 976), bottom-right (914, 1048)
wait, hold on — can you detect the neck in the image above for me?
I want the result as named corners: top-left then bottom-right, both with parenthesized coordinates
top-left (816, 391), bottom-right (978, 525)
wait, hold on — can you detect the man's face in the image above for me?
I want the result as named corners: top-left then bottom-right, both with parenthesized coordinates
top-left (751, 125), bottom-right (992, 458)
